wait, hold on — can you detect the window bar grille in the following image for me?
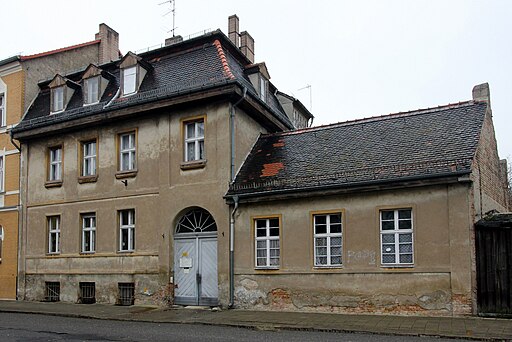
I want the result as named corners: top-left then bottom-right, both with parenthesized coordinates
top-left (118, 283), bottom-right (135, 306)
top-left (45, 282), bottom-right (60, 302)
top-left (79, 282), bottom-right (96, 304)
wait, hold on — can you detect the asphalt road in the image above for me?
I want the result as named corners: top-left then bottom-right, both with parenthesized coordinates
top-left (0, 312), bottom-right (455, 341)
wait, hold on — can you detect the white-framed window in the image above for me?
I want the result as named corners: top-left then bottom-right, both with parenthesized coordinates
top-left (119, 209), bottom-right (135, 252)
top-left (380, 209), bottom-right (414, 265)
top-left (184, 120), bottom-right (204, 162)
top-left (0, 226), bottom-right (4, 262)
top-left (81, 214), bottom-right (96, 253)
top-left (52, 86), bottom-right (64, 113)
top-left (122, 66), bottom-right (137, 96)
top-left (119, 132), bottom-right (136, 171)
top-left (49, 146), bottom-right (62, 181)
top-left (255, 217), bottom-right (280, 268)
top-left (48, 216), bottom-right (60, 254)
top-left (0, 93), bottom-right (5, 127)
top-left (84, 76), bottom-right (100, 104)
top-left (82, 140), bottom-right (97, 176)
top-left (0, 156), bottom-right (4, 192)
top-left (313, 213), bottom-right (342, 267)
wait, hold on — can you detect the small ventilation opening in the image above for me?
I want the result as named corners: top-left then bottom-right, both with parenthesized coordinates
top-left (79, 282), bottom-right (96, 304)
top-left (45, 282), bottom-right (60, 302)
top-left (118, 282), bottom-right (135, 306)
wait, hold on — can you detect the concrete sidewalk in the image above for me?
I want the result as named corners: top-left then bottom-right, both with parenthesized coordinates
top-left (0, 300), bottom-right (511, 341)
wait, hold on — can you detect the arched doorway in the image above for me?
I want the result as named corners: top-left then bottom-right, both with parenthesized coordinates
top-left (173, 208), bottom-right (218, 306)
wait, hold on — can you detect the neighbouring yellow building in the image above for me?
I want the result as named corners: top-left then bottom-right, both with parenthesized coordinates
top-left (0, 23), bottom-right (119, 299)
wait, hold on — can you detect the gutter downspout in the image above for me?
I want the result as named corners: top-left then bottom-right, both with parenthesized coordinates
top-left (229, 87), bottom-right (246, 308)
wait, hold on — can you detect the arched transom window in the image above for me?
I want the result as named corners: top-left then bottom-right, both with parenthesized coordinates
top-left (176, 209), bottom-right (217, 234)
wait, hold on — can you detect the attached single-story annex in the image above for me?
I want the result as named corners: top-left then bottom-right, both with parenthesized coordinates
top-left (226, 83), bottom-right (510, 316)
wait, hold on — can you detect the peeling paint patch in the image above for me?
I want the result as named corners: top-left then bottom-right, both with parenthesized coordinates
top-left (261, 162), bottom-right (284, 177)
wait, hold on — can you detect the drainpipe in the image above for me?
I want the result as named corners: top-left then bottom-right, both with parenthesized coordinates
top-left (229, 195), bottom-right (239, 308)
top-left (229, 87), bottom-right (246, 308)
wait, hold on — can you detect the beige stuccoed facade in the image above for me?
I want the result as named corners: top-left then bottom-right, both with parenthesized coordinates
top-left (232, 184), bottom-right (474, 315)
top-left (18, 101), bottom-right (266, 304)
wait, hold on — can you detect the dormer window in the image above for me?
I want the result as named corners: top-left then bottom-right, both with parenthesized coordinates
top-left (52, 87), bottom-right (64, 113)
top-left (118, 52), bottom-right (150, 97)
top-left (49, 74), bottom-right (77, 114)
top-left (123, 67), bottom-right (137, 96)
top-left (84, 76), bottom-right (100, 105)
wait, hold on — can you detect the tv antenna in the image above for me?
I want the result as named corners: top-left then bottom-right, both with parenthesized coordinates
top-left (159, 0), bottom-right (177, 36)
top-left (298, 84), bottom-right (312, 112)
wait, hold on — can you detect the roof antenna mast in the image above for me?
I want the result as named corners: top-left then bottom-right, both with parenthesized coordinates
top-left (298, 84), bottom-right (312, 112)
top-left (160, 0), bottom-right (177, 37)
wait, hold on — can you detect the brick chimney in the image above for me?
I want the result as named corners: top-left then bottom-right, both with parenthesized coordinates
top-left (240, 31), bottom-right (255, 63)
top-left (472, 82), bottom-right (491, 108)
top-left (95, 23), bottom-right (120, 64)
top-left (228, 15), bottom-right (240, 47)
top-left (165, 35), bottom-right (183, 46)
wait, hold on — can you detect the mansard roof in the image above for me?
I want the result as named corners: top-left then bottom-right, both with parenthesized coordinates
top-left (12, 30), bottom-right (293, 140)
top-left (227, 101), bottom-right (488, 199)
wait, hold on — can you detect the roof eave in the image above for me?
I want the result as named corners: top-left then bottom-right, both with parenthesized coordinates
top-left (224, 171), bottom-right (472, 204)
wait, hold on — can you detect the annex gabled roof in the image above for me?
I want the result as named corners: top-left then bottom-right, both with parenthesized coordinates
top-left (227, 101), bottom-right (488, 199)
top-left (12, 30), bottom-right (293, 140)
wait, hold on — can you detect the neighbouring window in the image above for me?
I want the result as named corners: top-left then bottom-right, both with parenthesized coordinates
top-left (81, 214), bottom-right (96, 253)
top-left (48, 216), bottom-right (60, 254)
top-left (254, 217), bottom-right (280, 268)
top-left (0, 156), bottom-right (4, 192)
top-left (380, 209), bottom-right (414, 265)
top-left (79, 282), bottom-right (96, 304)
top-left (119, 209), bottom-right (135, 251)
top-left (45, 282), bottom-right (60, 302)
top-left (52, 86), bottom-right (64, 113)
top-left (0, 226), bottom-right (4, 262)
top-left (0, 93), bottom-right (5, 126)
top-left (184, 120), bottom-right (204, 162)
top-left (48, 146), bottom-right (62, 181)
top-left (118, 283), bottom-right (135, 306)
top-left (259, 76), bottom-right (267, 102)
top-left (84, 76), bottom-right (100, 104)
top-left (119, 132), bottom-right (136, 171)
top-left (313, 213), bottom-right (343, 267)
top-left (81, 140), bottom-right (97, 177)
top-left (123, 66), bottom-right (137, 96)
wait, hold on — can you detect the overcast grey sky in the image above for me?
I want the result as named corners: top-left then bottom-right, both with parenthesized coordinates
top-left (2, 0), bottom-right (511, 159)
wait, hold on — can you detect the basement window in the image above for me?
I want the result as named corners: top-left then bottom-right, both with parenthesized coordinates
top-left (45, 282), bottom-right (60, 302)
top-left (79, 282), bottom-right (96, 304)
top-left (118, 283), bottom-right (135, 306)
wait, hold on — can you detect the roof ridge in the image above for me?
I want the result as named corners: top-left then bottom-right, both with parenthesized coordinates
top-left (20, 40), bottom-right (101, 61)
top-left (213, 39), bottom-right (235, 80)
top-left (262, 100), bottom-right (481, 138)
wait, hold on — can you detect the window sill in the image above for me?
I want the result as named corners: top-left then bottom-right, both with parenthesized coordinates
top-left (46, 253), bottom-right (61, 256)
top-left (255, 267), bottom-right (280, 271)
top-left (180, 160), bottom-right (206, 170)
top-left (117, 250), bottom-right (135, 254)
top-left (79, 252), bottom-right (96, 255)
top-left (78, 175), bottom-right (98, 184)
top-left (115, 170), bottom-right (137, 179)
top-left (45, 180), bottom-right (63, 188)
top-left (313, 265), bottom-right (343, 269)
top-left (381, 264), bottom-right (414, 269)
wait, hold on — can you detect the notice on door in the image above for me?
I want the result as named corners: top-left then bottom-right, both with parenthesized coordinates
top-left (180, 256), bottom-right (192, 268)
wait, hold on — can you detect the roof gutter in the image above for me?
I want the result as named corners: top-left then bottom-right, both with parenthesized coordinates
top-left (224, 170), bottom-right (473, 203)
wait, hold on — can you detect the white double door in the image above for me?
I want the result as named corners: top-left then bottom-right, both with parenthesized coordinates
top-left (174, 235), bottom-right (218, 306)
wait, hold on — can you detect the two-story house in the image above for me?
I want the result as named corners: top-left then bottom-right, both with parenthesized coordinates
top-left (0, 23), bottom-right (119, 299)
